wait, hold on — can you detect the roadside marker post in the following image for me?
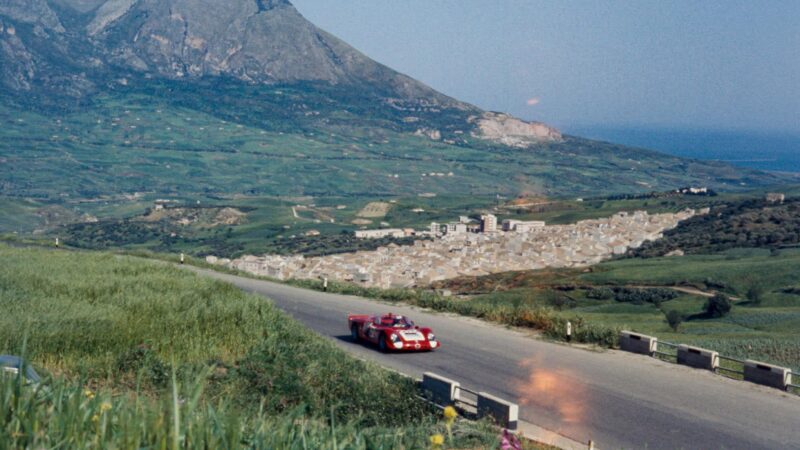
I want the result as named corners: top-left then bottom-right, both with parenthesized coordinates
top-left (180, 253), bottom-right (185, 264)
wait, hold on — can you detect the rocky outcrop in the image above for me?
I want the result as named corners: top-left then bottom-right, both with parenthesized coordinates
top-left (86, 0), bottom-right (138, 36)
top-left (472, 112), bottom-right (562, 148)
top-left (0, 0), bottom-right (65, 33)
top-left (414, 128), bottom-right (441, 140)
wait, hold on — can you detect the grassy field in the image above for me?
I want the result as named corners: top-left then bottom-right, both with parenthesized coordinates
top-left (0, 244), bottom-right (528, 449)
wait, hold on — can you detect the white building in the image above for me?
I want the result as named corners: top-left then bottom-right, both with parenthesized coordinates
top-left (766, 193), bottom-right (785, 204)
top-left (446, 223), bottom-right (468, 234)
top-left (502, 219), bottom-right (546, 232)
top-left (430, 222), bottom-right (441, 236)
top-left (480, 214), bottom-right (498, 233)
top-left (354, 229), bottom-right (405, 239)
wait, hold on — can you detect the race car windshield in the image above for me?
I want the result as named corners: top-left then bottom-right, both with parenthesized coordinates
top-left (391, 317), bottom-right (414, 328)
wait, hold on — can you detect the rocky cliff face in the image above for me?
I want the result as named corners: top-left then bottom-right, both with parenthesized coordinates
top-left (472, 112), bottom-right (562, 147)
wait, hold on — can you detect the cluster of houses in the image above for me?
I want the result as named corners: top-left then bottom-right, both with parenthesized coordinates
top-left (354, 213), bottom-right (546, 239)
top-left (212, 209), bottom-right (702, 289)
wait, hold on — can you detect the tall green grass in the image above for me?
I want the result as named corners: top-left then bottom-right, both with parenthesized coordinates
top-left (0, 372), bottom-right (505, 449)
top-left (0, 245), bottom-right (527, 448)
top-left (0, 247), bottom-right (267, 376)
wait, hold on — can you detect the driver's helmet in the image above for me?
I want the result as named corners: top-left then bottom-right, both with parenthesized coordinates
top-left (392, 316), bottom-right (408, 328)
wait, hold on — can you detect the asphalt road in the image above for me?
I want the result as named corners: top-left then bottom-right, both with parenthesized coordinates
top-left (189, 268), bottom-right (800, 449)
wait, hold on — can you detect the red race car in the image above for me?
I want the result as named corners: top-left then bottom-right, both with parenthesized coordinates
top-left (348, 312), bottom-right (439, 352)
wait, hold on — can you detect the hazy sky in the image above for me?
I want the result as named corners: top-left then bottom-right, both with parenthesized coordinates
top-left (291, 0), bottom-right (800, 133)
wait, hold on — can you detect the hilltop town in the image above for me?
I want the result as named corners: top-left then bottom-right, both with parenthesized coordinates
top-left (210, 209), bottom-right (702, 289)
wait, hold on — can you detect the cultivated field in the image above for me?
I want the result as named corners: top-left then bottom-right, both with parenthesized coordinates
top-left (357, 201), bottom-right (392, 218)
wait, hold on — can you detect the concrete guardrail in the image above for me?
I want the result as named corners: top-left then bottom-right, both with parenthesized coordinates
top-left (619, 330), bottom-right (657, 356)
top-left (422, 372), bottom-right (460, 405)
top-left (477, 391), bottom-right (519, 430)
top-left (743, 360), bottom-right (792, 390)
top-left (677, 344), bottom-right (719, 371)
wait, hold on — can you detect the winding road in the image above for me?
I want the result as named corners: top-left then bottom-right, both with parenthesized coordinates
top-left (188, 267), bottom-right (800, 449)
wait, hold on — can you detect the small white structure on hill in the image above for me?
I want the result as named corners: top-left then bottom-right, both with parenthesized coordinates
top-left (355, 229), bottom-right (405, 239)
top-left (766, 193), bottom-right (785, 204)
top-left (502, 219), bottom-right (546, 232)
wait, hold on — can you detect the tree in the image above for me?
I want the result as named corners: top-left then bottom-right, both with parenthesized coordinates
top-left (665, 310), bottom-right (684, 332)
top-left (746, 285), bottom-right (765, 305)
top-left (704, 293), bottom-right (732, 318)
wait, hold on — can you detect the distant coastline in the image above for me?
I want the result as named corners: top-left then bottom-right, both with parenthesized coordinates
top-left (568, 126), bottom-right (800, 173)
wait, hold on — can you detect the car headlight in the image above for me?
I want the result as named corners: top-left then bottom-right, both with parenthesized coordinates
top-left (390, 333), bottom-right (400, 342)
top-left (427, 333), bottom-right (436, 341)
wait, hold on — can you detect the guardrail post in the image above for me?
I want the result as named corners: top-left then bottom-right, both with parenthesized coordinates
top-left (677, 344), bottom-right (719, 371)
top-left (743, 360), bottom-right (792, 390)
top-left (422, 372), bottom-right (460, 405)
top-left (477, 392), bottom-right (518, 430)
top-left (619, 330), bottom-right (657, 356)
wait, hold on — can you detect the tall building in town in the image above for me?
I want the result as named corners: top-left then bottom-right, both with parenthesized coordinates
top-left (480, 214), bottom-right (497, 233)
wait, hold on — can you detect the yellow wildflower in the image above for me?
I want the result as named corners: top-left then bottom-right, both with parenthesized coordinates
top-left (443, 406), bottom-right (457, 422)
top-left (100, 401), bottom-right (112, 413)
top-left (84, 389), bottom-right (95, 399)
top-left (91, 414), bottom-right (100, 423)
top-left (429, 433), bottom-right (444, 448)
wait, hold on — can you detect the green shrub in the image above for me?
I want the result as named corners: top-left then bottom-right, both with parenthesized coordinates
top-left (611, 287), bottom-right (678, 304)
top-left (586, 287), bottom-right (613, 300)
top-left (665, 310), bottom-right (684, 332)
top-left (704, 294), bottom-right (732, 318)
top-left (746, 284), bottom-right (765, 305)
top-left (115, 345), bottom-right (170, 388)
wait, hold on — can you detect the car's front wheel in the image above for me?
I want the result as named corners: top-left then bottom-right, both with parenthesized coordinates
top-left (378, 333), bottom-right (388, 352)
top-left (351, 325), bottom-right (360, 342)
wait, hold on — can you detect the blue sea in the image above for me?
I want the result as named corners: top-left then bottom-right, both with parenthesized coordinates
top-left (567, 126), bottom-right (800, 173)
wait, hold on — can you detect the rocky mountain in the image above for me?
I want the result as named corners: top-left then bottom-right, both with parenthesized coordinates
top-left (0, 0), bottom-right (564, 144)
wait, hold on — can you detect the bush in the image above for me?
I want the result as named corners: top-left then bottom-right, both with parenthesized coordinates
top-left (586, 287), bottom-right (613, 300)
top-left (746, 285), bottom-right (765, 305)
top-left (116, 345), bottom-right (170, 387)
top-left (704, 294), bottom-right (732, 318)
top-left (665, 310), bottom-right (684, 331)
top-left (610, 287), bottom-right (678, 305)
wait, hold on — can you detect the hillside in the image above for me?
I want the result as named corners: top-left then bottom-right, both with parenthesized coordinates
top-left (0, 0), bottom-right (794, 233)
top-left (630, 196), bottom-right (800, 257)
top-left (0, 244), bottom-right (517, 448)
